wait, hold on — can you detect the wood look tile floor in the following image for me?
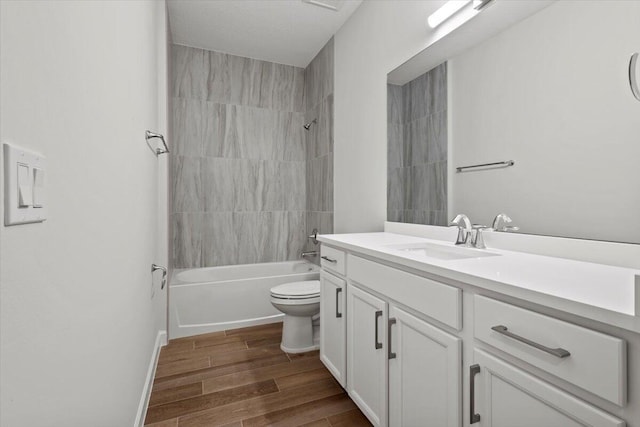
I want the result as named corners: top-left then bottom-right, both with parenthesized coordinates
top-left (145, 323), bottom-right (372, 427)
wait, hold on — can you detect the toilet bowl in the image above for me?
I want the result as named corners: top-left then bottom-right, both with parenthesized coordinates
top-left (270, 280), bottom-right (320, 353)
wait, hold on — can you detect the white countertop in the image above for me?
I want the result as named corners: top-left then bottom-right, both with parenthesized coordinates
top-left (318, 232), bottom-right (640, 333)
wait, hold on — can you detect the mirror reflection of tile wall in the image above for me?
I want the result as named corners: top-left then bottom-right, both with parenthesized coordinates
top-left (387, 63), bottom-right (448, 225)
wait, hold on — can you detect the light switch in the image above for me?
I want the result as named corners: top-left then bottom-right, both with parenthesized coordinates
top-left (33, 168), bottom-right (45, 208)
top-left (3, 143), bottom-right (46, 225)
top-left (17, 163), bottom-right (32, 207)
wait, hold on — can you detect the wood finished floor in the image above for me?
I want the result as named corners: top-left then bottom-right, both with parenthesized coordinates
top-left (145, 322), bottom-right (372, 427)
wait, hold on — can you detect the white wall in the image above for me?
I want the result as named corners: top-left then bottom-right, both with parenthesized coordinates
top-left (449, 1), bottom-right (640, 243)
top-left (334, 0), bottom-right (462, 233)
top-left (0, 1), bottom-right (168, 426)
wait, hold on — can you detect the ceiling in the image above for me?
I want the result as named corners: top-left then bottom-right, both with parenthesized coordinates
top-left (167, 0), bottom-right (362, 68)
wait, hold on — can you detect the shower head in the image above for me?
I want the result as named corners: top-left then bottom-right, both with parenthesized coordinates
top-left (303, 119), bottom-right (317, 130)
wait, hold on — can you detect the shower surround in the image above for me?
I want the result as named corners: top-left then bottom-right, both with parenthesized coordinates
top-left (387, 63), bottom-right (448, 226)
top-left (171, 40), bottom-right (333, 268)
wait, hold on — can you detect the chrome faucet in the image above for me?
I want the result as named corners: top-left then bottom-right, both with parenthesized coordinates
top-left (449, 214), bottom-right (473, 246)
top-left (471, 225), bottom-right (490, 249)
top-left (492, 213), bottom-right (520, 232)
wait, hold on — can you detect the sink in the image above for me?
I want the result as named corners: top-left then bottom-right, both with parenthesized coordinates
top-left (386, 242), bottom-right (501, 261)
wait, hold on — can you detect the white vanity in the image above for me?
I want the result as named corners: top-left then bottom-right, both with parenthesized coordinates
top-left (317, 223), bottom-right (640, 427)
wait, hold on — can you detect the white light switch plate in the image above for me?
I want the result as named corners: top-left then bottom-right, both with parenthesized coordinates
top-left (3, 143), bottom-right (47, 225)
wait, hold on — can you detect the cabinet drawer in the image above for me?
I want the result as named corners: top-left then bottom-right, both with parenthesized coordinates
top-left (348, 255), bottom-right (461, 330)
top-left (321, 245), bottom-right (346, 276)
top-left (474, 295), bottom-right (626, 406)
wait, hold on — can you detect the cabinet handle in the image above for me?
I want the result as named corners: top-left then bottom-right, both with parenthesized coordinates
top-left (470, 364), bottom-right (481, 424)
top-left (321, 256), bottom-right (337, 263)
top-left (491, 325), bottom-right (571, 359)
top-left (335, 288), bottom-right (342, 318)
top-left (388, 318), bottom-right (397, 359)
top-left (374, 310), bottom-right (383, 349)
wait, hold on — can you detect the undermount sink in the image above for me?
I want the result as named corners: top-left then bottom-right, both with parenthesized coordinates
top-left (386, 242), bottom-right (501, 261)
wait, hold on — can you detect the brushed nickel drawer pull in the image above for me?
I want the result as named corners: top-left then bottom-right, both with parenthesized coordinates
top-left (470, 364), bottom-right (481, 424)
top-left (388, 318), bottom-right (397, 359)
top-left (491, 325), bottom-right (571, 359)
top-left (375, 310), bottom-right (383, 349)
top-left (321, 256), bottom-right (337, 263)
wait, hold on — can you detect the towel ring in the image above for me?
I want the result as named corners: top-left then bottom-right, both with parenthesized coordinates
top-left (630, 52), bottom-right (640, 102)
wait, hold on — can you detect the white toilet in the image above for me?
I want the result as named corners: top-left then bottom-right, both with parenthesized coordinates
top-left (270, 280), bottom-right (320, 353)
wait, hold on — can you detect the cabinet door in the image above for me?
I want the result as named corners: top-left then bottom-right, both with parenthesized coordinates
top-left (320, 270), bottom-right (346, 387)
top-left (471, 350), bottom-right (625, 427)
top-left (388, 306), bottom-right (461, 427)
top-left (347, 284), bottom-right (388, 427)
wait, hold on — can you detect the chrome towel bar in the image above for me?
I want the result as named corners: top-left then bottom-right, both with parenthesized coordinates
top-left (456, 160), bottom-right (514, 173)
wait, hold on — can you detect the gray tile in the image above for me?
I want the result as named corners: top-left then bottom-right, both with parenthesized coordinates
top-left (202, 157), bottom-right (235, 212)
top-left (304, 105), bottom-right (319, 162)
top-left (387, 122), bottom-right (404, 169)
top-left (387, 168), bottom-right (404, 210)
top-left (304, 37), bottom-right (334, 110)
top-left (387, 84), bottom-right (403, 124)
top-left (204, 102), bottom-right (239, 158)
top-left (233, 212), bottom-right (259, 264)
top-left (317, 94), bottom-right (333, 158)
top-left (276, 111), bottom-right (305, 162)
top-left (172, 213), bottom-right (203, 268)
top-left (427, 110), bottom-right (448, 164)
top-left (408, 116), bottom-right (429, 166)
top-left (410, 164), bottom-right (430, 211)
top-left (172, 155), bottom-right (202, 213)
top-left (172, 45), bottom-right (207, 99)
top-left (285, 212), bottom-right (307, 260)
top-left (171, 98), bottom-right (206, 157)
top-left (206, 50), bottom-right (232, 103)
top-left (387, 209), bottom-right (404, 223)
top-left (430, 62), bottom-right (447, 114)
top-left (261, 161), bottom-right (284, 211)
top-left (202, 212), bottom-right (237, 266)
top-left (281, 161), bottom-right (306, 211)
top-left (429, 161), bottom-right (448, 212)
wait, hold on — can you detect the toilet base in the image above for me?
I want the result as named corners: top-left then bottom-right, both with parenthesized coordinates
top-left (280, 314), bottom-right (319, 353)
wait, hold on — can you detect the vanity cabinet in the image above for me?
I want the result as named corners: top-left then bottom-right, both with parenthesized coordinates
top-left (346, 271), bottom-right (462, 427)
top-left (347, 284), bottom-right (389, 427)
top-left (389, 306), bottom-right (461, 427)
top-left (471, 349), bottom-right (625, 427)
top-left (319, 270), bottom-right (347, 387)
top-left (319, 242), bottom-right (633, 427)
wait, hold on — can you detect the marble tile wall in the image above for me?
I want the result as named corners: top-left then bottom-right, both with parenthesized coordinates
top-left (304, 39), bottom-right (334, 254)
top-left (387, 63), bottom-right (448, 226)
top-left (171, 45), bottom-right (307, 268)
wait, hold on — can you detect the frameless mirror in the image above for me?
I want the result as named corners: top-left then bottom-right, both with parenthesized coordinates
top-left (387, 0), bottom-right (640, 243)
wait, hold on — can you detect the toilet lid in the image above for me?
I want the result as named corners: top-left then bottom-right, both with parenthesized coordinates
top-left (271, 280), bottom-right (320, 298)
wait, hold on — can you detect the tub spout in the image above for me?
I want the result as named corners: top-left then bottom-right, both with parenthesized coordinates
top-left (301, 251), bottom-right (319, 258)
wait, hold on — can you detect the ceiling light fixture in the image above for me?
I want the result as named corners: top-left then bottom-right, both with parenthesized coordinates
top-left (427, 0), bottom-right (471, 29)
top-left (473, 0), bottom-right (495, 11)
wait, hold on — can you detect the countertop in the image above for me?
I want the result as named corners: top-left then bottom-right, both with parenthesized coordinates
top-left (318, 232), bottom-right (640, 333)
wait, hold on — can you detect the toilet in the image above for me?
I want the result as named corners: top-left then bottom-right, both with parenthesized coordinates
top-left (270, 280), bottom-right (320, 353)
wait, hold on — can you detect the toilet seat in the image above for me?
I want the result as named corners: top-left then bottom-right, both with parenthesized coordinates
top-left (270, 280), bottom-right (320, 300)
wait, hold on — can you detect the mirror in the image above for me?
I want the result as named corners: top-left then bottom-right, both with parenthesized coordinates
top-left (387, 0), bottom-right (640, 243)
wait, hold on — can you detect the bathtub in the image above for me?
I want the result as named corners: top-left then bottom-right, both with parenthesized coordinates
top-left (169, 260), bottom-right (320, 339)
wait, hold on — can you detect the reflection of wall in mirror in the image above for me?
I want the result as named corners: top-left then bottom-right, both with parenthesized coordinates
top-left (387, 63), bottom-right (448, 226)
top-left (449, 0), bottom-right (640, 243)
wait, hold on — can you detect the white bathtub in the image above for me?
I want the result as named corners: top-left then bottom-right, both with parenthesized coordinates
top-left (169, 261), bottom-right (320, 339)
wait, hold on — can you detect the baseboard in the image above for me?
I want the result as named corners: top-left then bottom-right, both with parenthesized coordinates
top-left (134, 330), bottom-right (167, 427)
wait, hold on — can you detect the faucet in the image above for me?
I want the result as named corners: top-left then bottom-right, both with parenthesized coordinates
top-left (301, 251), bottom-right (318, 258)
top-left (492, 213), bottom-right (520, 232)
top-left (449, 214), bottom-right (473, 246)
